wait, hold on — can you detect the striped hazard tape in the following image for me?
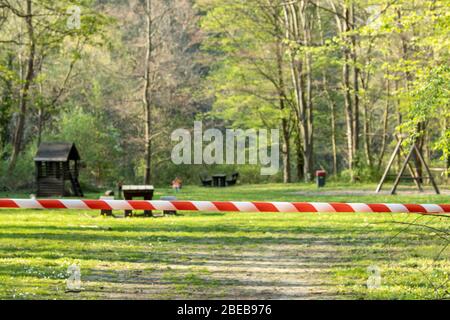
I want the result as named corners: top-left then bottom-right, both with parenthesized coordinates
top-left (0, 199), bottom-right (449, 214)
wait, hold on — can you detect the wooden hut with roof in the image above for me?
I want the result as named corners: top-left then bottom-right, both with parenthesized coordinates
top-left (34, 142), bottom-right (83, 197)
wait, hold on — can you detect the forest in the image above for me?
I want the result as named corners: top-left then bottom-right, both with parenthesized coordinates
top-left (0, 0), bottom-right (448, 189)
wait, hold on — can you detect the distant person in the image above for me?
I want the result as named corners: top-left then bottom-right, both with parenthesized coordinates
top-left (172, 177), bottom-right (182, 193)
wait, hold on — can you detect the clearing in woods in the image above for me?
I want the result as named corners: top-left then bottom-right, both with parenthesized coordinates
top-left (0, 183), bottom-right (448, 299)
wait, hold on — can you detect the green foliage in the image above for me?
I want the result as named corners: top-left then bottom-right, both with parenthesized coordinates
top-left (1, 0), bottom-right (449, 190)
top-left (43, 107), bottom-right (123, 187)
top-left (0, 145), bottom-right (36, 191)
top-left (206, 64), bottom-right (282, 129)
top-left (200, 0), bottom-right (286, 130)
top-left (401, 65), bottom-right (450, 159)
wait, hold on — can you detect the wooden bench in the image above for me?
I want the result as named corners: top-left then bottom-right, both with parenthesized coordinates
top-left (226, 172), bottom-right (239, 186)
top-left (199, 174), bottom-right (212, 187)
top-left (122, 185), bottom-right (154, 217)
top-left (212, 174), bottom-right (227, 187)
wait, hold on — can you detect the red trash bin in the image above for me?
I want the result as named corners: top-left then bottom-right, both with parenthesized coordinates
top-left (315, 170), bottom-right (326, 188)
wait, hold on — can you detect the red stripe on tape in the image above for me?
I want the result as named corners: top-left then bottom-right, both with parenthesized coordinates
top-left (37, 200), bottom-right (67, 209)
top-left (171, 201), bottom-right (198, 211)
top-left (367, 203), bottom-right (391, 213)
top-left (0, 199), bottom-right (19, 208)
top-left (212, 201), bottom-right (238, 212)
top-left (127, 201), bottom-right (155, 211)
top-left (252, 202), bottom-right (280, 212)
top-left (83, 200), bottom-right (112, 210)
top-left (330, 203), bottom-right (355, 212)
top-left (403, 204), bottom-right (427, 213)
top-left (291, 202), bottom-right (317, 212)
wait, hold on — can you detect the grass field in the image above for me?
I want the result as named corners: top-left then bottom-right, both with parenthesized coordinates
top-left (0, 182), bottom-right (449, 300)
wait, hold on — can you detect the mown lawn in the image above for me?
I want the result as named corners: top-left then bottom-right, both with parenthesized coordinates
top-left (0, 182), bottom-right (448, 300)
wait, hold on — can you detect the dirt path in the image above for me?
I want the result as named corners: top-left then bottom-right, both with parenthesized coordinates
top-left (81, 242), bottom-right (337, 299)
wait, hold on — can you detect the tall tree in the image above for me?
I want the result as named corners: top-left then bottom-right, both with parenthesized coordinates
top-left (0, 0), bottom-right (108, 172)
top-left (143, 0), bottom-right (153, 184)
top-left (282, 0), bottom-right (314, 181)
top-left (7, 0), bottom-right (35, 173)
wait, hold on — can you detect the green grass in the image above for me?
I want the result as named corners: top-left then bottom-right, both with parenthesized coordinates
top-left (0, 182), bottom-right (449, 299)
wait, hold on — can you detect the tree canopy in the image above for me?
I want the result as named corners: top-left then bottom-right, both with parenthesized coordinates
top-left (0, 0), bottom-right (448, 189)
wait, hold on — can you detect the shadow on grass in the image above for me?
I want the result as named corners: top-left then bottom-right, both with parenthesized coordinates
top-left (0, 222), bottom-right (439, 266)
top-left (0, 218), bottom-right (447, 299)
top-left (0, 226), bottom-right (434, 247)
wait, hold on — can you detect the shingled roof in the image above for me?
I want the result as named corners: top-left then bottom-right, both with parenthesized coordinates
top-left (34, 142), bottom-right (80, 162)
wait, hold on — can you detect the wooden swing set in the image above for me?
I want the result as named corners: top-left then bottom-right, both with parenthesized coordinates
top-left (376, 134), bottom-right (440, 195)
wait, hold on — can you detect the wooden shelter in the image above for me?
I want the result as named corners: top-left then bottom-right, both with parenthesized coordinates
top-left (34, 142), bottom-right (83, 197)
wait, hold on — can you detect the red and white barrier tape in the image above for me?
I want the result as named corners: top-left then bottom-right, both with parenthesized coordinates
top-left (0, 199), bottom-right (449, 214)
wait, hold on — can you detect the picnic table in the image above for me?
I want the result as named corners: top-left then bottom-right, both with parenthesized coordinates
top-left (212, 174), bottom-right (227, 187)
top-left (122, 185), bottom-right (154, 217)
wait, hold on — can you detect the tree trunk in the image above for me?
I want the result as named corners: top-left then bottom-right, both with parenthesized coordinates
top-left (276, 38), bottom-right (291, 183)
top-left (283, 2), bottom-right (313, 182)
top-left (302, 9), bottom-right (314, 182)
top-left (143, 0), bottom-right (153, 185)
top-left (343, 54), bottom-right (353, 174)
top-left (322, 80), bottom-right (338, 176)
top-left (397, 8), bottom-right (424, 180)
top-left (316, 4), bottom-right (337, 176)
top-left (296, 134), bottom-right (304, 182)
top-left (8, 0), bottom-right (35, 173)
top-left (37, 107), bottom-right (43, 147)
top-left (362, 102), bottom-right (372, 168)
top-left (341, 5), bottom-right (354, 179)
top-left (446, 156), bottom-right (449, 185)
top-left (377, 77), bottom-right (390, 171)
top-left (395, 80), bottom-right (403, 171)
top-left (360, 65), bottom-right (373, 169)
top-left (444, 117), bottom-right (449, 184)
top-left (281, 120), bottom-right (291, 183)
top-left (350, 3), bottom-right (360, 169)
top-left (328, 0), bottom-right (354, 178)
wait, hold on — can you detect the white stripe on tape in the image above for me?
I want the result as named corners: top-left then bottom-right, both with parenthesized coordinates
top-left (272, 202), bottom-right (298, 212)
top-left (383, 203), bottom-right (408, 213)
top-left (348, 203), bottom-right (373, 212)
top-left (190, 201), bottom-right (220, 212)
top-left (60, 199), bottom-right (89, 209)
top-left (150, 200), bottom-right (177, 211)
top-left (232, 202), bottom-right (259, 212)
top-left (104, 200), bottom-right (134, 210)
top-left (310, 202), bottom-right (336, 212)
top-left (421, 204), bottom-right (444, 213)
top-left (13, 199), bottom-right (44, 209)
